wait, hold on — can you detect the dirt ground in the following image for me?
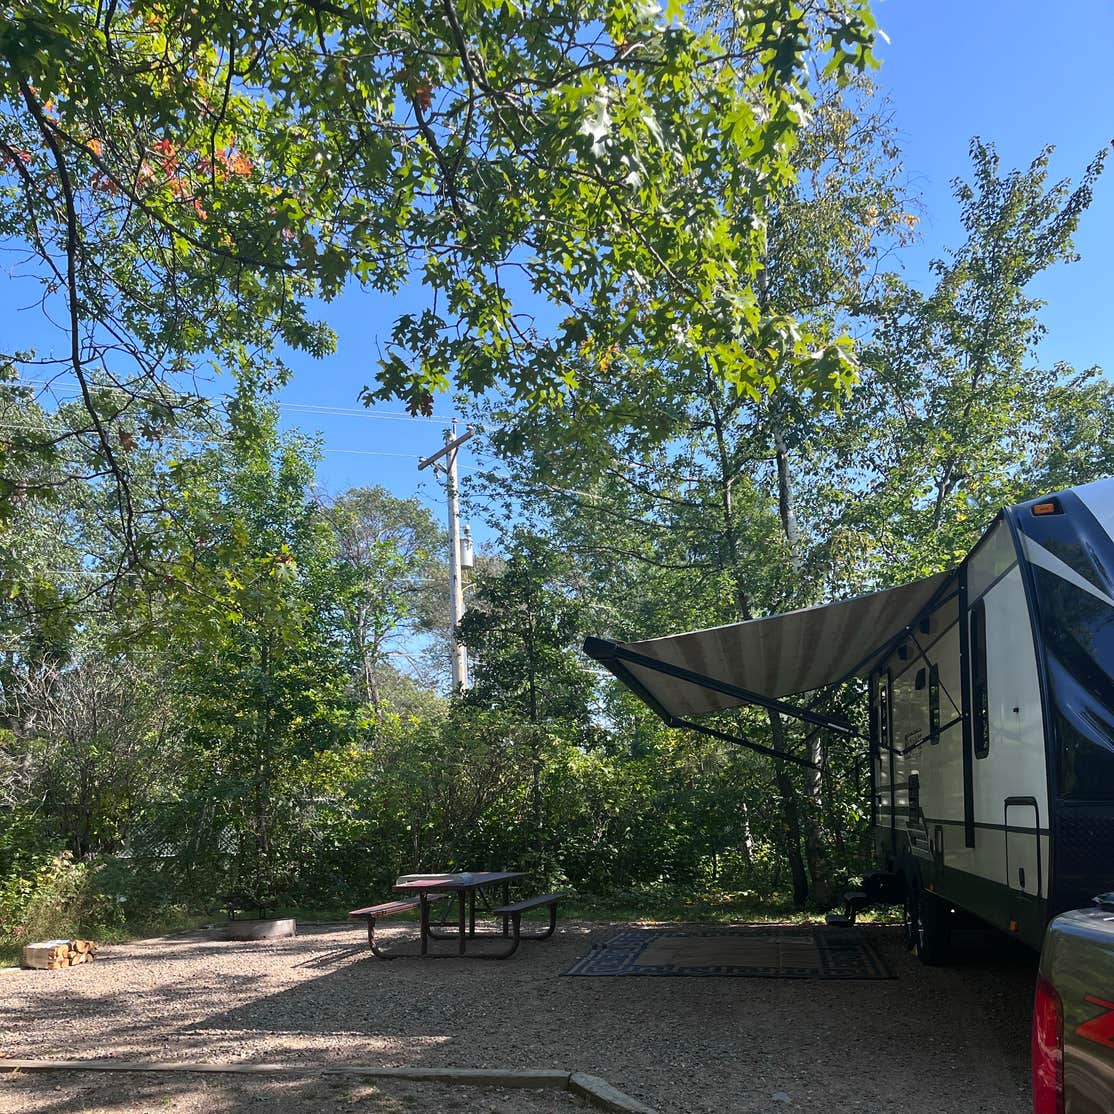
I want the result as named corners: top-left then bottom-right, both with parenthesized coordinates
top-left (0, 919), bottom-right (1036, 1113)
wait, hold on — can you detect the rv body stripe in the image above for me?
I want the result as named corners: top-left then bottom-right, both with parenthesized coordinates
top-left (921, 816), bottom-right (1051, 836)
top-left (1020, 534), bottom-right (1114, 609)
top-left (1074, 477), bottom-right (1114, 529)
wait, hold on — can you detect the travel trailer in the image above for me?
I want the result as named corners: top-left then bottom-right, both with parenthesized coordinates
top-left (585, 478), bottom-right (1114, 959)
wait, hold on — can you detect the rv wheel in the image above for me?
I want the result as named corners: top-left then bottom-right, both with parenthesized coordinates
top-left (914, 889), bottom-right (951, 966)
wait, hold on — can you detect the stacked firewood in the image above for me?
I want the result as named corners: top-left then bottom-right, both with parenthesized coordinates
top-left (21, 938), bottom-right (98, 970)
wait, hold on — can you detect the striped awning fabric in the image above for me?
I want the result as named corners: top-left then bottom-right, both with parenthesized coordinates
top-left (586, 571), bottom-right (953, 721)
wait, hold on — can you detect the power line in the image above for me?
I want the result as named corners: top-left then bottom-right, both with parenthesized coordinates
top-left (0, 422), bottom-right (422, 461)
top-left (6, 378), bottom-right (454, 423)
top-left (320, 448), bottom-right (420, 459)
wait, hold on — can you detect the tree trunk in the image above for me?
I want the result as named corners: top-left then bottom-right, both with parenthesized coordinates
top-left (769, 709), bottom-right (808, 908)
top-left (526, 597), bottom-right (545, 862)
top-left (365, 655), bottom-right (380, 715)
top-left (740, 802), bottom-right (754, 867)
top-left (772, 413), bottom-right (833, 908)
top-left (530, 733), bottom-right (543, 856)
top-left (803, 733), bottom-right (834, 907)
top-left (772, 424), bottom-right (801, 576)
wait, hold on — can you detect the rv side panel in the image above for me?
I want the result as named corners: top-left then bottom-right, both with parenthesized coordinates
top-left (875, 517), bottom-right (1050, 946)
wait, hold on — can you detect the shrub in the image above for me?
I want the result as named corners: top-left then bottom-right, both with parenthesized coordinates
top-left (0, 851), bottom-right (103, 952)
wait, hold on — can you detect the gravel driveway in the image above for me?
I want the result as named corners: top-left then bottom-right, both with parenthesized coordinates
top-left (0, 919), bottom-right (1035, 1113)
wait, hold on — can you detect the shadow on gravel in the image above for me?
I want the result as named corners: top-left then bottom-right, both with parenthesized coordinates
top-left (947, 926), bottom-right (1039, 968)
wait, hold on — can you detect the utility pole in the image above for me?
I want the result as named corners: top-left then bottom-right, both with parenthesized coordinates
top-left (419, 420), bottom-right (475, 691)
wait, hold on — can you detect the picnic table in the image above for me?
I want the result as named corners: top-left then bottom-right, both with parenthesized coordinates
top-left (349, 871), bottom-right (561, 959)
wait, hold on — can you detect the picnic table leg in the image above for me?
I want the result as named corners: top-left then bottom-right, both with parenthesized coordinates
top-left (468, 890), bottom-right (476, 937)
top-left (458, 890), bottom-right (467, 955)
top-left (501, 879), bottom-right (510, 937)
top-left (487, 911), bottom-right (522, 960)
top-left (426, 893), bottom-right (459, 940)
top-left (366, 917), bottom-right (398, 960)
top-left (420, 893), bottom-right (430, 957)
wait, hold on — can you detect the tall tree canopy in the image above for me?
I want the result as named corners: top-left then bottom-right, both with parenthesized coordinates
top-left (472, 132), bottom-right (1112, 907)
top-left (0, 0), bottom-right (879, 547)
top-left (322, 486), bottom-right (444, 709)
top-left (813, 138), bottom-right (1110, 585)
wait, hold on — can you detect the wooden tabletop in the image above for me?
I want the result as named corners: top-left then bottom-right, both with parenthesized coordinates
top-left (393, 871), bottom-right (526, 892)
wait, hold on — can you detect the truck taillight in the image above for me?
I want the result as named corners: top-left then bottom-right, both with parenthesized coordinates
top-left (1033, 973), bottom-right (1064, 1114)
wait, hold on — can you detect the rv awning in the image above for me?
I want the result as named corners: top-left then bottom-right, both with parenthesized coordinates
top-left (584, 571), bottom-right (953, 724)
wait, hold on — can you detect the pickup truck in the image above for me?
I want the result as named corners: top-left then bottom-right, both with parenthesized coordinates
top-left (1034, 900), bottom-right (1114, 1113)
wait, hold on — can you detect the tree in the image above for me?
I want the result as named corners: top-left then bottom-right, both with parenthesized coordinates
top-left (475, 75), bottom-right (918, 907)
top-left (813, 139), bottom-right (1110, 586)
top-left (323, 486), bottom-right (443, 710)
top-left (458, 533), bottom-right (595, 863)
top-left (1031, 367), bottom-right (1114, 494)
top-left (8, 653), bottom-right (174, 861)
top-left (0, 0), bottom-right (879, 543)
top-left (155, 403), bottom-right (362, 913)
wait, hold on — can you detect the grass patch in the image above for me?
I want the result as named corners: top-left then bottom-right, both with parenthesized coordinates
top-left (564, 888), bottom-right (902, 925)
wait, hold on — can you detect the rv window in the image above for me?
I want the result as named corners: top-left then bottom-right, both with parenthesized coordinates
top-left (970, 601), bottom-right (990, 758)
top-left (929, 664), bottom-right (941, 744)
top-left (967, 519), bottom-right (1018, 600)
top-left (878, 678), bottom-right (890, 753)
top-left (1029, 563), bottom-right (1114, 799)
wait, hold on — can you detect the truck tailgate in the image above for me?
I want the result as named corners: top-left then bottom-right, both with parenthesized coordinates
top-left (1040, 907), bottom-right (1114, 1113)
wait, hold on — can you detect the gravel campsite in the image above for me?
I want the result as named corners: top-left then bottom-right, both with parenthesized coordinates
top-left (1, 920), bottom-right (1036, 1113)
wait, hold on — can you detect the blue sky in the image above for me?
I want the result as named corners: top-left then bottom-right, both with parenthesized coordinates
top-left (872, 0), bottom-right (1114, 369)
top-left (3, 0), bottom-right (1112, 521)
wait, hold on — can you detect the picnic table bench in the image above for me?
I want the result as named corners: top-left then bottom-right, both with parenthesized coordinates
top-left (348, 895), bottom-right (447, 960)
top-left (491, 893), bottom-right (560, 949)
top-left (348, 872), bottom-right (561, 960)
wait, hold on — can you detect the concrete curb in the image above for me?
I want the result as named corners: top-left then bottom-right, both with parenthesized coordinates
top-left (0, 1058), bottom-right (658, 1113)
top-left (570, 1071), bottom-right (659, 1113)
top-left (222, 918), bottom-right (297, 940)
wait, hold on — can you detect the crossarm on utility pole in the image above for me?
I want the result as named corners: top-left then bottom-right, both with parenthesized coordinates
top-left (419, 426), bottom-right (475, 471)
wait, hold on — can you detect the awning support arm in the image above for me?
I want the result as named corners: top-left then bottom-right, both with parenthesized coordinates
top-left (671, 717), bottom-right (822, 771)
top-left (584, 637), bottom-right (863, 738)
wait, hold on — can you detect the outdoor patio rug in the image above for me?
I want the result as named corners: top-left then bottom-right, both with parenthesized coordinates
top-left (563, 927), bottom-right (895, 979)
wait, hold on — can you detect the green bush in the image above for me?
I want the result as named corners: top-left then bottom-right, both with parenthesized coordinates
top-left (0, 851), bottom-right (103, 952)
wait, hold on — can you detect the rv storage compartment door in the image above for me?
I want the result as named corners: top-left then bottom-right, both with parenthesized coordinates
top-left (1005, 797), bottom-right (1040, 896)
